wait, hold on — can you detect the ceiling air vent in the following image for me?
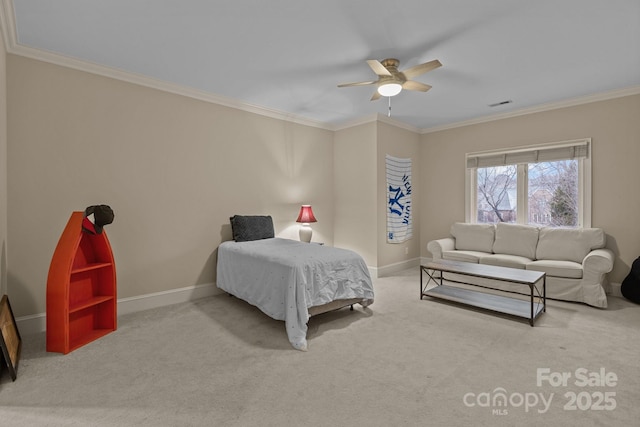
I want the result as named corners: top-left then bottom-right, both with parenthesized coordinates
top-left (488, 100), bottom-right (513, 107)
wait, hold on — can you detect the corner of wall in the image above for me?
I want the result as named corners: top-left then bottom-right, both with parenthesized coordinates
top-left (0, 13), bottom-right (8, 296)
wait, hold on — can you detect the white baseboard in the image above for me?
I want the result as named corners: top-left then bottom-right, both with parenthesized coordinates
top-left (609, 282), bottom-right (622, 298)
top-left (366, 266), bottom-right (379, 278)
top-left (117, 282), bottom-right (219, 316)
top-left (16, 282), bottom-right (220, 336)
top-left (14, 313), bottom-right (47, 336)
top-left (376, 258), bottom-right (421, 278)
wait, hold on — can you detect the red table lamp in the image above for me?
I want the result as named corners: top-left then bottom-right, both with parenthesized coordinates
top-left (296, 205), bottom-right (317, 243)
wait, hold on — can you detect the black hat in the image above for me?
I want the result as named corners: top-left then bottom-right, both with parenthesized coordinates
top-left (82, 205), bottom-right (114, 234)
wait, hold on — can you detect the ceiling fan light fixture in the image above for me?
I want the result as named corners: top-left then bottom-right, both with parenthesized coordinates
top-left (377, 83), bottom-right (402, 97)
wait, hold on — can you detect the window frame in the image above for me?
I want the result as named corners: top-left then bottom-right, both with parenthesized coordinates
top-left (465, 139), bottom-right (592, 228)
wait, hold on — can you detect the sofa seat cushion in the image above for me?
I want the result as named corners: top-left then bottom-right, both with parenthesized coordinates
top-left (526, 260), bottom-right (583, 279)
top-left (450, 222), bottom-right (495, 253)
top-left (442, 250), bottom-right (487, 264)
top-left (536, 227), bottom-right (605, 263)
top-left (480, 254), bottom-right (532, 269)
top-left (492, 222), bottom-right (539, 259)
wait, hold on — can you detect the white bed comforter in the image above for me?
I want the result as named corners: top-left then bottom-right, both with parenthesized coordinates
top-left (216, 238), bottom-right (374, 350)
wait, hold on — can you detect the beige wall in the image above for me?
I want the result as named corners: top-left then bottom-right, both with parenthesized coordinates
top-left (7, 55), bottom-right (334, 316)
top-left (376, 121), bottom-right (420, 267)
top-left (0, 27), bottom-right (7, 296)
top-left (420, 94), bottom-right (640, 284)
top-left (5, 51), bottom-right (639, 318)
top-left (334, 120), bottom-right (422, 271)
top-left (333, 122), bottom-right (377, 266)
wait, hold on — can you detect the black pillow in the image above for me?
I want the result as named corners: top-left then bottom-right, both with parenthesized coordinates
top-left (230, 215), bottom-right (275, 242)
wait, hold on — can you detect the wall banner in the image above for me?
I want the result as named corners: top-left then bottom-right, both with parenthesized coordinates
top-left (386, 154), bottom-right (412, 243)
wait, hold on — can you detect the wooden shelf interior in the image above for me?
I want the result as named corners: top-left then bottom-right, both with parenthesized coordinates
top-left (73, 232), bottom-right (113, 269)
top-left (68, 303), bottom-right (116, 352)
top-left (69, 267), bottom-right (115, 311)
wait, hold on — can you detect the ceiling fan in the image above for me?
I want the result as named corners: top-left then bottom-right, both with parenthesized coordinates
top-left (338, 58), bottom-right (442, 101)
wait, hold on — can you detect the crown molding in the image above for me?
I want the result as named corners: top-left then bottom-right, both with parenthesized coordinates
top-left (0, 1), bottom-right (331, 131)
top-left (11, 43), bottom-right (333, 130)
top-left (331, 113), bottom-right (419, 133)
top-left (331, 113), bottom-right (378, 131)
top-left (421, 85), bottom-right (640, 134)
top-left (3, 0), bottom-right (638, 136)
top-left (376, 113), bottom-right (420, 133)
top-left (0, 0), bottom-right (17, 52)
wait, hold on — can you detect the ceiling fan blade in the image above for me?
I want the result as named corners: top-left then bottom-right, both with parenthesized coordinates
top-left (402, 80), bottom-right (432, 92)
top-left (402, 59), bottom-right (442, 79)
top-left (370, 90), bottom-right (382, 101)
top-left (367, 60), bottom-right (392, 76)
top-left (337, 80), bottom-right (377, 88)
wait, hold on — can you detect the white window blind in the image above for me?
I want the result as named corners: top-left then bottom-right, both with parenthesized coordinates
top-left (466, 139), bottom-right (589, 169)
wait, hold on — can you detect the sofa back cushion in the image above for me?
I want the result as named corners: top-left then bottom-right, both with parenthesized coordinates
top-left (536, 227), bottom-right (606, 263)
top-left (492, 222), bottom-right (539, 259)
top-left (451, 223), bottom-right (495, 253)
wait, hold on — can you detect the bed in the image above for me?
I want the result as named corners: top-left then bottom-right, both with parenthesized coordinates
top-left (216, 215), bottom-right (374, 351)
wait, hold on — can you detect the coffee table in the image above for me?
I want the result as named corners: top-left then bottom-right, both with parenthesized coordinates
top-left (420, 259), bottom-right (546, 326)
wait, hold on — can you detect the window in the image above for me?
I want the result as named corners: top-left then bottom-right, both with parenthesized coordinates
top-left (466, 139), bottom-right (591, 228)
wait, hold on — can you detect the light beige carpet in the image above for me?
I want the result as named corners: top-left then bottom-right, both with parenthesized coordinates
top-left (1, 268), bottom-right (639, 426)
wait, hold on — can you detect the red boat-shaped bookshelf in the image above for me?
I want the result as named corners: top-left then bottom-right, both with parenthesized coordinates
top-left (47, 212), bottom-right (117, 354)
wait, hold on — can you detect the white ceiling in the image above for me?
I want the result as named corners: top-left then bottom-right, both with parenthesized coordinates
top-left (6, 0), bottom-right (640, 130)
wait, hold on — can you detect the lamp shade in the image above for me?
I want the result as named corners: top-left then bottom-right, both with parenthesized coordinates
top-left (296, 205), bottom-right (317, 223)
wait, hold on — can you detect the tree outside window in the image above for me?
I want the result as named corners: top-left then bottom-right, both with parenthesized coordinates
top-left (476, 165), bottom-right (517, 223)
top-left (529, 160), bottom-right (578, 227)
top-left (476, 159), bottom-right (578, 227)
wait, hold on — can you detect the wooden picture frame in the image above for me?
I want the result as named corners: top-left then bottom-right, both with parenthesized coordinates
top-left (0, 295), bottom-right (22, 381)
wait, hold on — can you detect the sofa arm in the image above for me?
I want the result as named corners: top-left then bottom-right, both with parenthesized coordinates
top-left (582, 248), bottom-right (614, 307)
top-left (427, 237), bottom-right (455, 259)
top-left (583, 248), bottom-right (614, 274)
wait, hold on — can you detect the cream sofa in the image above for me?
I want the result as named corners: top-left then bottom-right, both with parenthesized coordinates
top-left (427, 222), bottom-right (614, 308)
